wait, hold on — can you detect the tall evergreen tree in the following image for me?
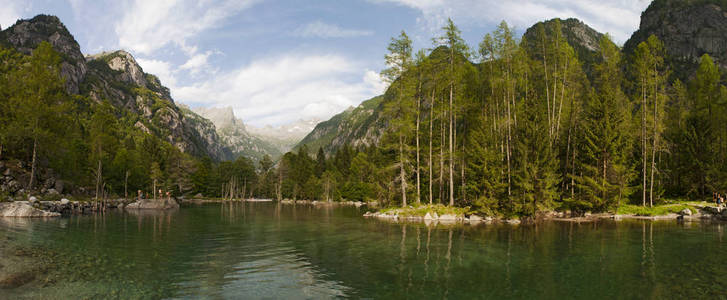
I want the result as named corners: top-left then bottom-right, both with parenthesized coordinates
top-left (381, 30), bottom-right (414, 207)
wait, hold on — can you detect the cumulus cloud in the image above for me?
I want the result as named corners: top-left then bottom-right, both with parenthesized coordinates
top-left (115, 0), bottom-right (258, 55)
top-left (173, 54), bottom-right (383, 126)
top-left (179, 51), bottom-right (216, 75)
top-left (295, 21), bottom-right (374, 38)
top-left (137, 58), bottom-right (177, 87)
top-left (373, 0), bottom-right (651, 43)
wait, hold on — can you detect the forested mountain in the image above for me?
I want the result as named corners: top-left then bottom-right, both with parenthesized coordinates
top-left (296, 95), bottom-right (384, 154)
top-left (0, 16), bottom-right (229, 161)
top-left (0, 15), bottom-right (254, 199)
top-left (274, 0), bottom-right (727, 216)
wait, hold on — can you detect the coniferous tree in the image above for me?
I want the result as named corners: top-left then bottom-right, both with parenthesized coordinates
top-left (572, 35), bottom-right (633, 212)
top-left (381, 30), bottom-right (414, 207)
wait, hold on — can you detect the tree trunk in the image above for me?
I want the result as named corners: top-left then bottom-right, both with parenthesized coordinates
top-left (440, 104), bottom-right (445, 204)
top-left (124, 170), bottom-right (129, 200)
top-left (642, 79), bottom-right (647, 207)
top-left (429, 90), bottom-right (434, 205)
top-left (416, 81), bottom-right (421, 204)
top-left (28, 137), bottom-right (38, 190)
top-left (448, 83), bottom-right (454, 206)
top-left (400, 134), bottom-right (407, 208)
top-left (95, 160), bottom-right (102, 202)
top-left (649, 67), bottom-right (658, 208)
top-left (505, 90), bottom-right (512, 197)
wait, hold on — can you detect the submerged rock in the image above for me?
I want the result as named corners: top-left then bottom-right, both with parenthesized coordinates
top-left (0, 202), bottom-right (60, 217)
top-left (125, 198), bottom-right (179, 210)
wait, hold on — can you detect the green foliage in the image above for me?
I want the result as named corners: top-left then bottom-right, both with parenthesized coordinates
top-left (616, 203), bottom-right (695, 216)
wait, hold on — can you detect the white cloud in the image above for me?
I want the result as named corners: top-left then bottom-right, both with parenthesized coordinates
top-left (137, 58), bottom-right (177, 87)
top-left (374, 0), bottom-right (651, 43)
top-left (0, 0), bottom-right (28, 29)
top-left (179, 51), bottom-right (214, 75)
top-left (114, 0), bottom-right (258, 55)
top-left (295, 21), bottom-right (374, 38)
top-left (173, 54), bottom-right (383, 126)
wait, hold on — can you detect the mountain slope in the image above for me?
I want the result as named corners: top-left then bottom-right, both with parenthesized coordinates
top-left (193, 107), bottom-right (284, 161)
top-left (296, 95), bottom-right (385, 154)
top-left (0, 15), bottom-right (230, 161)
top-left (299, 17), bottom-right (607, 156)
top-left (247, 118), bottom-right (320, 152)
top-left (522, 18), bottom-right (609, 80)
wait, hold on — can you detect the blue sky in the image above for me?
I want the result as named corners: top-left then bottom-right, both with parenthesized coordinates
top-left (1, 0), bottom-right (651, 126)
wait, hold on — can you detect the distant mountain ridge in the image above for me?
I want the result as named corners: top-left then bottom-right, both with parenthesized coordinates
top-left (193, 107), bottom-right (318, 161)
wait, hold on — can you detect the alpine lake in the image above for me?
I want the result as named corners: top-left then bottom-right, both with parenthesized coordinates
top-left (0, 202), bottom-right (726, 299)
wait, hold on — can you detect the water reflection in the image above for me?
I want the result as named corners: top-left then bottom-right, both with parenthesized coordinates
top-left (0, 203), bottom-right (726, 299)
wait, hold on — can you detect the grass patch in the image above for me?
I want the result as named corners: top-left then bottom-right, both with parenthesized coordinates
top-left (616, 204), bottom-right (695, 216)
top-left (379, 204), bottom-right (472, 217)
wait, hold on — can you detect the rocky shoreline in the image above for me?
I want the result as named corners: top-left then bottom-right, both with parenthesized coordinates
top-left (0, 197), bottom-right (181, 217)
top-left (363, 205), bottom-right (727, 225)
top-left (279, 199), bottom-right (374, 208)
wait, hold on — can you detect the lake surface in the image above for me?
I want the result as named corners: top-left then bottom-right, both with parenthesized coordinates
top-left (0, 202), bottom-right (726, 299)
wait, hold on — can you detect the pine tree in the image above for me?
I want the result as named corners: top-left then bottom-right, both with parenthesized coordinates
top-left (6, 42), bottom-right (70, 190)
top-left (573, 35), bottom-right (633, 211)
top-left (381, 30), bottom-right (414, 207)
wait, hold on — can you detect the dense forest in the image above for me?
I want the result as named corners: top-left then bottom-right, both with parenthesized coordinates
top-left (268, 19), bottom-right (727, 217)
top-left (0, 41), bottom-right (258, 201)
top-left (2, 14), bottom-right (727, 218)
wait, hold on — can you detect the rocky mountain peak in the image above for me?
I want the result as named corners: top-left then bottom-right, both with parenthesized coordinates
top-left (0, 14), bottom-right (87, 94)
top-left (624, 0), bottom-right (727, 78)
top-left (522, 18), bottom-right (607, 79)
top-left (194, 107), bottom-right (245, 131)
top-left (86, 50), bottom-right (147, 88)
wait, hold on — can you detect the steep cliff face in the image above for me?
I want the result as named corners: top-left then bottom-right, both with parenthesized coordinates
top-left (193, 107), bottom-right (283, 161)
top-left (0, 15), bottom-right (230, 161)
top-left (624, 0), bottom-right (727, 78)
top-left (0, 15), bottom-right (87, 94)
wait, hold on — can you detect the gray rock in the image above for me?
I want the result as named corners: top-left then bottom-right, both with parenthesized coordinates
top-left (46, 188), bottom-right (58, 195)
top-left (60, 198), bottom-right (70, 205)
top-left (125, 198), bottom-right (180, 210)
top-left (53, 180), bottom-right (64, 194)
top-left (625, 1), bottom-right (727, 76)
top-left (439, 214), bottom-right (457, 221)
top-left (28, 196), bottom-right (38, 203)
top-left (423, 212), bottom-right (435, 220)
top-left (506, 219), bottom-right (521, 225)
top-left (0, 202), bottom-right (60, 217)
top-left (679, 208), bottom-right (693, 216)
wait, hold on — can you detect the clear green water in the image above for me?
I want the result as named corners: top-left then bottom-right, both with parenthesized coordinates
top-left (0, 202), bottom-right (726, 299)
